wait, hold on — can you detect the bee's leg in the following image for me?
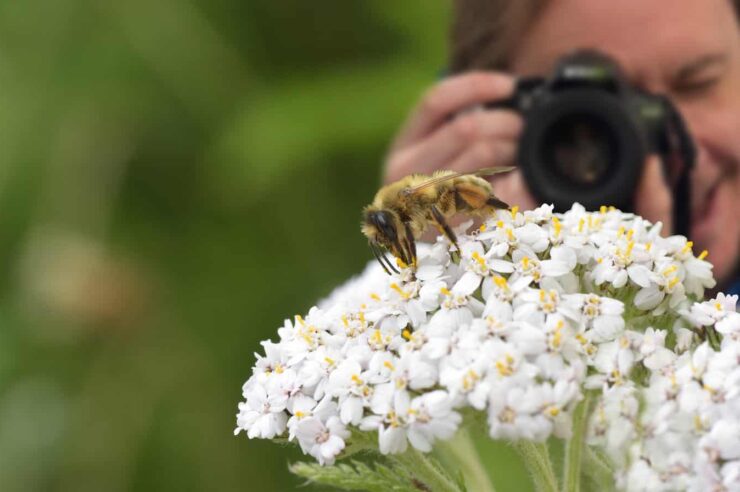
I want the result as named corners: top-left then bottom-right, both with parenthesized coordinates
top-left (486, 196), bottom-right (510, 210)
top-left (391, 236), bottom-right (410, 268)
top-left (431, 206), bottom-right (461, 258)
top-left (403, 222), bottom-right (417, 266)
top-left (370, 242), bottom-right (398, 275)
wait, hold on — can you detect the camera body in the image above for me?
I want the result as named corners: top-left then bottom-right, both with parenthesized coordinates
top-left (489, 50), bottom-right (695, 228)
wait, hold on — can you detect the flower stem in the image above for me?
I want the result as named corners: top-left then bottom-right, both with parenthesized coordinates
top-left (436, 427), bottom-right (496, 492)
top-left (512, 441), bottom-right (559, 492)
top-left (563, 394), bottom-right (593, 492)
top-left (394, 446), bottom-right (463, 492)
top-left (583, 447), bottom-right (616, 492)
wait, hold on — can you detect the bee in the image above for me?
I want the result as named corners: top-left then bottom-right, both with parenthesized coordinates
top-left (362, 166), bottom-right (514, 274)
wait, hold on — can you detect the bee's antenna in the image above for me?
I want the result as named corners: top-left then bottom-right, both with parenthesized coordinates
top-left (371, 245), bottom-right (391, 275)
top-left (370, 242), bottom-right (398, 275)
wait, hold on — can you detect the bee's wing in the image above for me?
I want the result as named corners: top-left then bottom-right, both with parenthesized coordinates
top-left (401, 166), bottom-right (515, 196)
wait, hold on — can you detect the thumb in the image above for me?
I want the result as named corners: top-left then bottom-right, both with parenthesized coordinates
top-left (634, 156), bottom-right (672, 236)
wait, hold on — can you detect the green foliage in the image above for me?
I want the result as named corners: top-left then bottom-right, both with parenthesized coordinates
top-left (290, 446), bottom-right (469, 492)
top-left (290, 460), bottom-right (422, 492)
top-left (0, 1), bottom-right (526, 490)
top-left (582, 447), bottom-right (617, 492)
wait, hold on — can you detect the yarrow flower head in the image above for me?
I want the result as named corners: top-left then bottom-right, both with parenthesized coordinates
top-left (235, 203), bottom-right (739, 492)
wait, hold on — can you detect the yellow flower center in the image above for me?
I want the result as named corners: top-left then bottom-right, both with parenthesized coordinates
top-left (390, 282), bottom-right (410, 300)
top-left (472, 251), bottom-right (487, 268)
top-left (462, 369), bottom-right (480, 391)
top-left (499, 407), bottom-right (516, 423)
top-left (552, 217), bottom-right (562, 237)
top-left (546, 406), bottom-right (560, 417)
top-left (496, 354), bottom-right (515, 377)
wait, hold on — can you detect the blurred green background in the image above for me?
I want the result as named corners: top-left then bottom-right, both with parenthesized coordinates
top-left (0, 1), bottom-right (530, 490)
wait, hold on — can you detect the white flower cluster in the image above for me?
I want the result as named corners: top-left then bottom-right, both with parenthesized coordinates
top-left (590, 293), bottom-right (740, 492)
top-left (234, 203), bottom-right (726, 481)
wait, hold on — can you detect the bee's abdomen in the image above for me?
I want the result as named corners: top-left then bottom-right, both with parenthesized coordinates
top-left (453, 178), bottom-right (490, 212)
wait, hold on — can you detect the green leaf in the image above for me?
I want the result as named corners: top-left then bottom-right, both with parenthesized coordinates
top-left (393, 446), bottom-right (466, 492)
top-left (582, 447), bottom-right (616, 492)
top-left (289, 460), bottom-right (420, 492)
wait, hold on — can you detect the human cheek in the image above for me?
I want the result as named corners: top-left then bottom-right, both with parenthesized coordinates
top-left (676, 101), bottom-right (740, 215)
top-left (700, 179), bottom-right (740, 284)
top-left (677, 88), bottom-right (740, 175)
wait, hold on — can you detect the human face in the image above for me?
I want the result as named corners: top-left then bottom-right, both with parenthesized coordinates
top-left (511, 0), bottom-right (740, 286)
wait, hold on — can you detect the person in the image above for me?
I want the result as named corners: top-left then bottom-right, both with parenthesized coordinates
top-left (384, 0), bottom-right (740, 294)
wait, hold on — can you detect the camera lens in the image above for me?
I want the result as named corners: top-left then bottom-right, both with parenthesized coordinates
top-left (541, 113), bottom-right (618, 186)
top-left (518, 88), bottom-right (645, 212)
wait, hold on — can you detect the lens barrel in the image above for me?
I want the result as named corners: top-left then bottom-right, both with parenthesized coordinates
top-left (518, 88), bottom-right (646, 212)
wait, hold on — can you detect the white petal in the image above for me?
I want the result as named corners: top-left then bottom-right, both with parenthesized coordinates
top-left (489, 259), bottom-right (515, 273)
top-left (340, 397), bottom-right (364, 425)
top-left (540, 259), bottom-right (570, 277)
top-left (379, 426), bottom-right (407, 455)
top-left (612, 269), bottom-right (628, 288)
top-left (319, 435), bottom-right (345, 464)
top-left (453, 270), bottom-right (482, 296)
top-left (407, 428), bottom-right (433, 452)
top-left (634, 286), bottom-right (664, 310)
top-left (550, 246), bottom-right (577, 270)
top-left (627, 264), bottom-right (652, 288)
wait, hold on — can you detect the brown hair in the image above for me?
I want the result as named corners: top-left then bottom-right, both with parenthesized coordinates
top-left (449, 0), bottom-right (740, 73)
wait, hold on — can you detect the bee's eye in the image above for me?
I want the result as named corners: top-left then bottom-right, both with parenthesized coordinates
top-left (370, 211), bottom-right (397, 241)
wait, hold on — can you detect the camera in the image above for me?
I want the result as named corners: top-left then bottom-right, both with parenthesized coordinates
top-left (489, 50), bottom-right (696, 235)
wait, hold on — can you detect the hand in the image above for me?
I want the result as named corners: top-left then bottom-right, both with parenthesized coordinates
top-left (384, 72), bottom-right (538, 210)
top-left (635, 156), bottom-right (673, 235)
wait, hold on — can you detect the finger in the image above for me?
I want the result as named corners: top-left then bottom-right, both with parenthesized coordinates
top-left (635, 156), bottom-right (673, 235)
top-left (385, 110), bottom-right (522, 182)
top-left (392, 72), bottom-right (516, 149)
top-left (491, 171), bottom-right (539, 211)
top-left (445, 140), bottom-right (517, 176)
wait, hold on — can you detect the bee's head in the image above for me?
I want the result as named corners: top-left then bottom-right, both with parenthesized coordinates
top-left (361, 208), bottom-right (399, 248)
top-left (362, 207), bottom-right (414, 274)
